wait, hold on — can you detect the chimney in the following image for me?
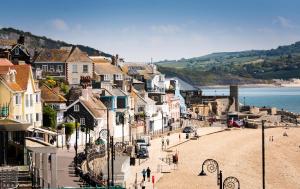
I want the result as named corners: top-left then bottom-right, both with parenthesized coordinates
top-left (18, 35), bottom-right (25, 45)
top-left (82, 86), bottom-right (93, 100)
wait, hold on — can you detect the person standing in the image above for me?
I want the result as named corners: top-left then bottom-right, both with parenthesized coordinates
top-left (142, 169), bottom-right (146, 181)
top-left (166, 138), bottom-right (170, 146)
top-left (161, 138), bottom-right (165, 150)
top-left (179, 133), bottom-right (181, 142)
top-left (146, 167), bottom-right (151, 182)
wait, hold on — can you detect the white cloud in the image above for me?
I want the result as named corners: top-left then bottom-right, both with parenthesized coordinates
top-left (150, 24), bottom-right (181, 34)
top-left (273, 16), bottom-right (296, 29)
top-left (51, 19), bottom-right (69, 31)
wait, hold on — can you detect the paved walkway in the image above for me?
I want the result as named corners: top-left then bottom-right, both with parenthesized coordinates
top-left (56, 147), bottom-right (83, 188)
top-left (125, 125), bottom-right (226, 189)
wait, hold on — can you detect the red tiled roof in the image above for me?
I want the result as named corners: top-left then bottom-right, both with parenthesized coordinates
top-left (0, 65), bottom-right (33, 92)
top-left (0, 59), bottom-right (14, 66)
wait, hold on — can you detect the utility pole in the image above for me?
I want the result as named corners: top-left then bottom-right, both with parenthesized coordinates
top-left (262, 120), bottom-right (266, 189)
top-left (107, 110), bottom-right (110, 188)
top-left (75, 121), bottom-right (78, 167)
top-left (110, 136), bottom-right (114, 186)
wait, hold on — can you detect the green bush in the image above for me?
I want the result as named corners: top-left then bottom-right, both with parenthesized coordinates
top-left (43, 106), bottom-right (57, 129)
top-left (64, 122), bottom-right (80, 141)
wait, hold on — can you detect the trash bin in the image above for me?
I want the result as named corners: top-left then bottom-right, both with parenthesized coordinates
top-left (130, 157), bottom-right (136, 166)
top-left (186, 133), bottom-right (189, 139)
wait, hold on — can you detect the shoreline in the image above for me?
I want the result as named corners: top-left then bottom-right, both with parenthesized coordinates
top-left (199, 83), bottom-right (300, 89)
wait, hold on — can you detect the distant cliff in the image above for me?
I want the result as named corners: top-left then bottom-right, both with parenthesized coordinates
top-left (157, 42), bottom-right (300, 85)
top-left (0, 27), bottom-right (112, 57)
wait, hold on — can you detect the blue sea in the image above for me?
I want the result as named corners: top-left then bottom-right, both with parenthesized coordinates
top-left (201, 87), bottom-right (300, 113)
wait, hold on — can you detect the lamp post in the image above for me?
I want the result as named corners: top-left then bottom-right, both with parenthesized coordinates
top-left (199, 159), bottom-right (222, 189)
top-left (223, 176), bottom-right (240, 189)
top-left (262, 120), bottom-right (266, 189)
top-left (161, 110), bottom-right (164, 134)
top-left (75, 121), bottom-right (78, 167)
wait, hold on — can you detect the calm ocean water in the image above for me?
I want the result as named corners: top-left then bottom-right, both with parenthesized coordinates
top-left (201, 87), bottom-right (300, 113)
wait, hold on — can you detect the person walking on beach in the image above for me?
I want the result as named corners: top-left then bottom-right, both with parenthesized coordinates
top-left (142, 169), bottom-right (146, 181)
top-left (146, 167), bottom-right (151, 182)
top-left (161, 138), bottom-right (165, 150)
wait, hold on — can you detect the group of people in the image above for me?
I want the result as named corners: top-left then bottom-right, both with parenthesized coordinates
top-left (161, 137), bottom-right (170, 150)
top-left (140, 167), bottom-right (151, 189)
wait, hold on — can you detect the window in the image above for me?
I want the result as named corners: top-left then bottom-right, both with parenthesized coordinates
top-left (57, 65), bottom-right (63, 72)
top-left (30, 114), bottom-right (33, 123)
top-left (15, 48), bottom-right (19, 55)
top-left (26, 114), bottom-right (29, 122)
top-left (42, 65), bottom-right (48, 72)
top-left (15, 94), bottom-right (21, 105)
top-left (115, 74), bottom-right (123, 81)
top-left (74, 104), bottom-right (79, 112)
top-left (72, 78), bottom-right (78, 84)
top-left (49, 65), bottom-right (55, 72)
top-left (72, 65), bottom-right (78, 73)
top-left (83, 65), bottom-right (88, 73)
top-left (36, 93), bottom-right (39, 103)
top-left (80, 118), bottom-right (85, 125)
top-left (30, 94), bottom-right (33, 106)
top-left (104, 74), bottom-right (110, 81)
top-left (36, 113), bottom-right (39, 121)
top-left (25, 94), bottom-right (29, 107)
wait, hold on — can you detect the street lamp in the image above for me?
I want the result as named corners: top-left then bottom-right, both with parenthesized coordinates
top-left (199, 159), bottom-right (222, 189)
top-left (262, 120), bottom-right (266, 189)
top-left (223, 176), bottom-right (240, 189)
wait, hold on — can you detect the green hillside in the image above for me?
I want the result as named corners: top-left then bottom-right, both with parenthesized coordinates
top-left (0, 27), bottom-right (112, 57)
top-left (157, 43), bottom-right (300, 85)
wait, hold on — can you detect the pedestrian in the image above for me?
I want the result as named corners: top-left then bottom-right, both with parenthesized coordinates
top-left (146, 167), bottom-right (151, 182)
top-left (66, 142), bottom-right (70, 151)
top-left (142, 169), bottom-right (146, 181)
top-left (272, 136), bottom-right (274, 141)
top-left (140, 180), bottom-right (146, 189)
top-left (161, 138), bottom-right (165, 150)
top-left (166, 138), bottom-right (170, 146)
top-left (179, 133), bottom-right (181, 142)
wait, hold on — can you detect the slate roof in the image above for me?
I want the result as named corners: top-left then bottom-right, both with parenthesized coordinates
top-left (41, 84), bottom-right (67, 103)
top-left (67, 47), bottom-right (92, 63)
top-left (79, 95), bottom-right (107, 118)
top-left (94, 63), bottom-right (123, 75)
top-left (34, 49), bottom-right (71, 62)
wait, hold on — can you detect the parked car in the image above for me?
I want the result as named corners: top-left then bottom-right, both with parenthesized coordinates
top-left (136, 136), bottom-right (151, 146)
top-left (182, 126), bottom-right (195, 133)
top-left (137, 145), bottom-right (149, 158)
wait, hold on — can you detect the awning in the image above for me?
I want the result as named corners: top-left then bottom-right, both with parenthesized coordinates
top-left (28, 127), bottom-right (57, 135)
top-left (0, 119), bottom-right (31, 131)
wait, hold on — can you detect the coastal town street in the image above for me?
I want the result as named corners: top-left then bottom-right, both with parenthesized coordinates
top-left (156, 127), bottom-right (300, 189)
top-left (126, 125), bottom-right (225, 189)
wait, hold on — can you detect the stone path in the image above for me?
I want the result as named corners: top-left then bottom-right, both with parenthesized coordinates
top-left (125, 125), bottom-right (226, 189)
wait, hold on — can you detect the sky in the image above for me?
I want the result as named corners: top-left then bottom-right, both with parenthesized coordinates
top-left (1, 0), bottom-right (300, 62)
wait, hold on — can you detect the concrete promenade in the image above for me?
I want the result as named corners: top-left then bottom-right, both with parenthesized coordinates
top-left (125, 125), bottom-right (226, 189)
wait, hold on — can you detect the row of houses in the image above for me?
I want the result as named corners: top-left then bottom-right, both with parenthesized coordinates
top-left (0, 36), bottom-right (188, 166)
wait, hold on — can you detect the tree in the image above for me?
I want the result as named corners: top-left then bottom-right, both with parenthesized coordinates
top-left (43, 105), bottom-right (57, 129)
top-left (64, 122), bottom-right (79, 141)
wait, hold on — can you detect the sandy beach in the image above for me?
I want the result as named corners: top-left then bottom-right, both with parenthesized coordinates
top-left (156, 127), bottom-right (300, 189)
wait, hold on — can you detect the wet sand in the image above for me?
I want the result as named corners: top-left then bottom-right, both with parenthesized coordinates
top-left (156, 127), bottom-right (300, 189)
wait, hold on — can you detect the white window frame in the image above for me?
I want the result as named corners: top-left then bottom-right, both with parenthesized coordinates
top-left (115, 74), bottom-right (123, 81)
top-left (83, 65), bottom-right (88, 73)
top-left (49, 65), bottom-right (55, 72)
top-left (25, 94), bottom-right (29, 107)
top-left (15, 94), bottom-right (21, 105)
top-left (72, 65), bottom-right (78, 73)
top-left (15, 48), bottom-right (19, 55)
top-left (42, 65), bottom-right (48, 72)
top-left (74, 104), bottom-right (80, 112)
top-left (36, 113), bottom-right (39, 121)
top-left (104, 74), bottom-right (110, 81)
top-left (80, 118), bottom-right (85, 125)
top-left (30, 94), bottom-right (33, 107)
top-left (57, 65), bottom-right (63, 72)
